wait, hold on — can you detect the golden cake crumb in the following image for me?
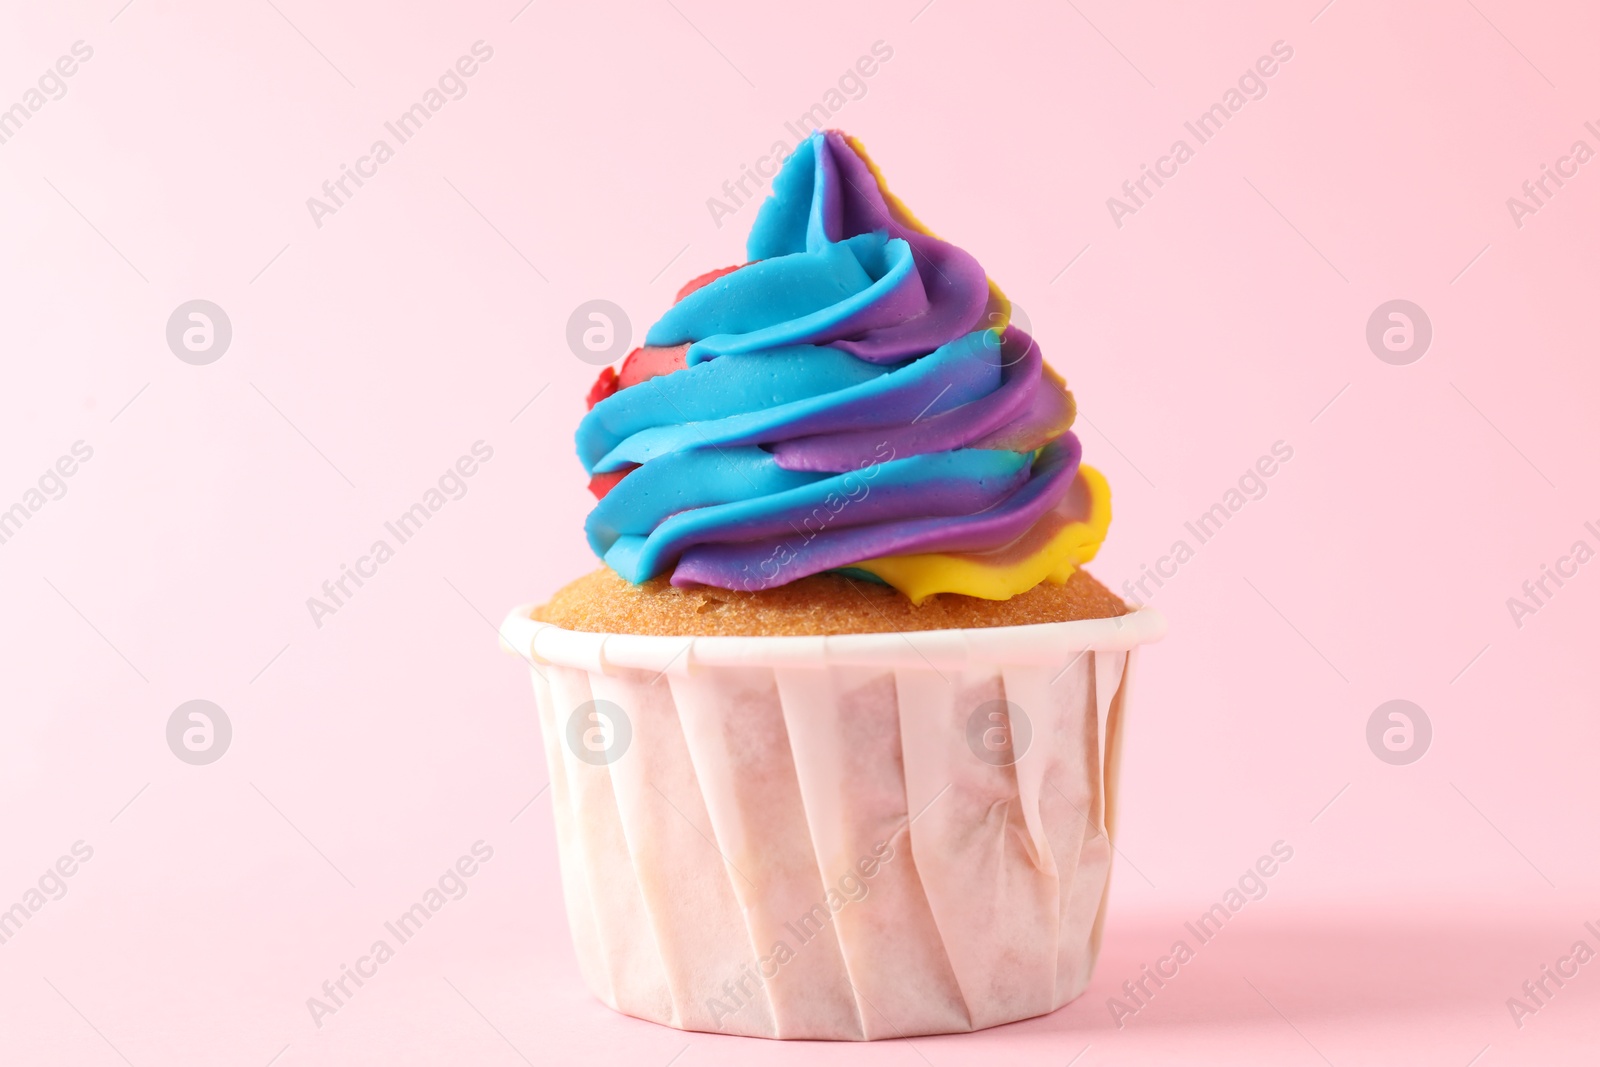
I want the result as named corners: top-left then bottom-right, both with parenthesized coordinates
top-left (532, 567), bottom-right (1129, 637)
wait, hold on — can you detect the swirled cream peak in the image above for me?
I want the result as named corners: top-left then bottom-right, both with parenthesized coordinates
top-left (576, 130), bottom-right (1109, 601)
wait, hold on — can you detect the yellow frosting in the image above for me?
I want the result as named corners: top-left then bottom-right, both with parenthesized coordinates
top-left (853, 465), bottom-right (1112, 605)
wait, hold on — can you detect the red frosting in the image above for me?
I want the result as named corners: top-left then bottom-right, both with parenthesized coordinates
top-left (617, 344), bottom-right (687, 387)
top-left (584, 270), bottom-right (741, 490)
top-left (585, 366), bottom-right (619, 409)
top-left (675, 264), bottom-right (742, 302)
top-left (587, 344), bottom-right (689, 413)
top-left (587, 466), bottom-right (635, 500)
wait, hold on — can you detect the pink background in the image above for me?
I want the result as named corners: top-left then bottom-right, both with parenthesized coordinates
top-left (3, 0), bottom-right (1598, 1063)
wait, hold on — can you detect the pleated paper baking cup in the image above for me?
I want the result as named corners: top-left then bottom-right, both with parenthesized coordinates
top-left (500, 605), bottom-right (1165, 1040)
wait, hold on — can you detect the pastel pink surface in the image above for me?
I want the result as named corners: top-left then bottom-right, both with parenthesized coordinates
top-left (2, 1), bottom-right (1598, 1065)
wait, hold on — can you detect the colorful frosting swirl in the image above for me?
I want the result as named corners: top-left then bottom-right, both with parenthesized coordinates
top-left (577, 130), bottom-right (1110, 602)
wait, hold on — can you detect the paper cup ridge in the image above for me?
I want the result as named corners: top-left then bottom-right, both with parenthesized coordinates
top-left (503, 606), bottom-right (1164, 1040)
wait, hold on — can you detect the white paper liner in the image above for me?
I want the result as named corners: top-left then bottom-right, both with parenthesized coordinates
top-left (502, 604), bottom-right (1165, 1040)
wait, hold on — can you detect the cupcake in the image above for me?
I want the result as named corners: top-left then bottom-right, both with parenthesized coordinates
top-left (502, 130), bottom-right (1164, 1040)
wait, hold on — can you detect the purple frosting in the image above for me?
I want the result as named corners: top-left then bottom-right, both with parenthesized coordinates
top-left (574, 131), bottom-right (1083, 591)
